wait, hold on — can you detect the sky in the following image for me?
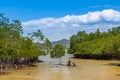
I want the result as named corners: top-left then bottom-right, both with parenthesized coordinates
top-left (0, 0), bottom-right (120, 41)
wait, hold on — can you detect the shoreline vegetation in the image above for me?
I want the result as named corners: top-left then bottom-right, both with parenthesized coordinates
top-left (73, 54), bottom-right (120, 66)
top-left (0, 14), bottom-right (51, 74)
top-left (74, 54), bottom-right (120, 60)
top-left (0, 57), bottom-right (38, 74)
top-left (69, 26), bottom-right (120, 60)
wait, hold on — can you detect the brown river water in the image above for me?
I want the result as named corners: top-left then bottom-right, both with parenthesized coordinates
top-left (0, 58), bottom-right (120, 80)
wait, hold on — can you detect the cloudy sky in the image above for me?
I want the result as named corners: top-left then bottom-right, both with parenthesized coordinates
top-left (0, 0), bottom-right (120, 41)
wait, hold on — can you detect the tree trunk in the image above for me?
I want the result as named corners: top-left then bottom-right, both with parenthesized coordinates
top-left (59, 57), bottom-right (62, 65)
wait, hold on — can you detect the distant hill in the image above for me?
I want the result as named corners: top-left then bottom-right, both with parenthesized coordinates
top-left (52, 39), bottom-right (70, 48)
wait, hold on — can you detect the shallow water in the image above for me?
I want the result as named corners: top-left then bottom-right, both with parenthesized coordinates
top-left (0, 59), bottom-right (120, 80)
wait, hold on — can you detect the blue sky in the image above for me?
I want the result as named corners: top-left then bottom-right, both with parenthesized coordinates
top-left (0, 0), bottom-right (120, 41)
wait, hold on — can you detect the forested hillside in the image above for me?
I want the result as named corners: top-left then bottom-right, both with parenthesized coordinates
top-left (52, 39), bottom-right (70, 48)
top-left (69, 26), bottom-right (120, 59)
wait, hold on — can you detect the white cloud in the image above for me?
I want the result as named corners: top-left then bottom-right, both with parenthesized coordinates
top-left (101, 9), bottom-right (120, 21)
top-left (22, 9), bottom-right (120, 41)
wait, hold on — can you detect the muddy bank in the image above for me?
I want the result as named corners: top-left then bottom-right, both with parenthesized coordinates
top-left (1, 59), bottom-right (120, 80)
top-left (0, 57), bottom-right (38, 74)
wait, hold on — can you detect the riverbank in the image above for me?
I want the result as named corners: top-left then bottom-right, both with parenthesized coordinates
top-left (0, 59), bottom-right (120, 80)
top-left (74, 54), bottom-right (120, 60)
top-left (0, 57), bottom-right (38, 75)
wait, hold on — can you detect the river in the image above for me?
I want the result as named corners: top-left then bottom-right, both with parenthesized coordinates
top-left (0, 55), bottom-right (120, 80)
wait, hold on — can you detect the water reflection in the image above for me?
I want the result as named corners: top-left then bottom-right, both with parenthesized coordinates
top-left (38, 53), bottom-right (73, 64)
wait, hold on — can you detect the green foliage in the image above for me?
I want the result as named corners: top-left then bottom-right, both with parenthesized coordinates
top-left (0, 13), bottom-right (48, 59)
top-left (44, 38), bottom-right (52, 48)
top-left (69, 26), bottom-right (120, 56)
top-left (50, 44), bottom-right (65, 64)
top-left (50, 45), bottom-right (65, 58)
top-left (28, 29), bottom-right (44, 43)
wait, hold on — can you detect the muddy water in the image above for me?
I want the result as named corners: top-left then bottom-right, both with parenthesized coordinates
top-left (0, 59), bottom-right (120, 80)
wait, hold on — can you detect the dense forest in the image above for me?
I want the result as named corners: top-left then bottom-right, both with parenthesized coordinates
top-left (69, 26), bottom-right (120, 60)
top-left (0, 13), bottom-right (51, 73)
